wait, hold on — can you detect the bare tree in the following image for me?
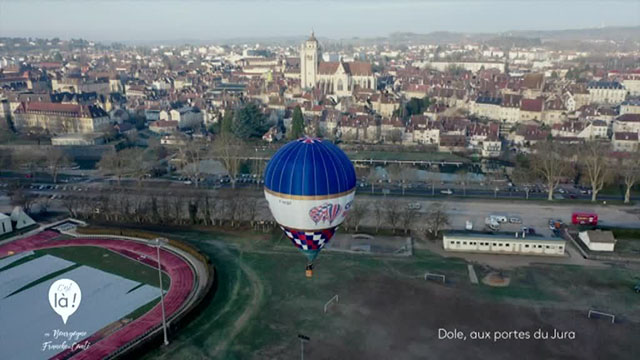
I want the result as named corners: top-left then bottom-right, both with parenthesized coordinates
top-left (619, 150), bottom-right (640, 204)
top-left (178, 137), bottom-right (209, 187)
top-left (385, 199), bottom-right (402, 233)
top-left (347, 200), bottom-right (367, 232)
top-left (45, 148), bottom-right (72, 184)
top-left (367, 167), bottom-right (379, 194)
top-left (400, 204), bottom-right (419, 234)
top-left (251, 158), bottom-right (265, 188)
top-left (0, 150), bottom-right (13, 176)
top-left (530, 141), bottom-right (573, 201)
top-left (455, 168), bottom-right (470, 197)
top-left (8, 185), bottom-right (36, 213)
top-left (12, 149), bottom-right (42, 177)
top-left (187, 197), bottom-right (200, 224)
top-left (212, 133), bottom-right (244, 189)
top-left (61, 195), bottom-right (82, 218)
top-left (129, 147), bottom-right (154, 187)
top-left (578, 142), bottom-right (611, 202)
top-left (98, 149), bottom-right (132, 186)
top-left (37, 196), bottom-right (52, 214)
top-left (388, 163), bottom-right (414, 195)
top-left (512, 165), bottom-right (535, 199)
top-left (423, 202), bottom-right (450, 239)
top-left (373, 201), bottom-right (384, 233)
top-left (242, 195), bottom-right (259, 228)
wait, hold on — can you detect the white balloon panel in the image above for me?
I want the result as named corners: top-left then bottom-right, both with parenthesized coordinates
top-left (264, 190), bottom-right (355, 231)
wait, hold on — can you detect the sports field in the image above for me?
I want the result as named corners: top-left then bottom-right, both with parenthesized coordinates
top-left (0, 231), bottom-right (195, 360)
top-left (141, 229), bottom-right (640, 360)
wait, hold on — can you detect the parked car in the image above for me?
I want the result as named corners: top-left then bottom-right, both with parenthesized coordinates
top-left (509, 216), bottom-right (522, 224)
top-left (440, 189), bottom-right (454, 195)
top-left (407, 202), bottom-right (421, 210)
top-left (490, 215), bottom-right (508, 223)
top-left (485, 217), bottom-right (500, 230)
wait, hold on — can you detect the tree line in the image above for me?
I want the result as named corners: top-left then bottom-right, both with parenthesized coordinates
top-left (512, 140), bottom-right (640, 203)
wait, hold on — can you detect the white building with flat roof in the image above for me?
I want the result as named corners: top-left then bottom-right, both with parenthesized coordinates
top-left (443, 231), bottom-right (565, 256)
top-left (578, 230), bottom-right (616, 252)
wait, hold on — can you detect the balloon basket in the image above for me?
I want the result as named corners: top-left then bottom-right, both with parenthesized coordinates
top-left (305, 269), bottom-right (313, 278)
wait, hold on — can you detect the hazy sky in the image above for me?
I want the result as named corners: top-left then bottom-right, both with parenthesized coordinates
top-left (0, 0), bottom-right (638, 42)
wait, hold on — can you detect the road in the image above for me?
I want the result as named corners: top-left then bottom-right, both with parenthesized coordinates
top-left (2, 176), bottom-right (639, 239)
top-left (356, 194), bottom-right (640, 237)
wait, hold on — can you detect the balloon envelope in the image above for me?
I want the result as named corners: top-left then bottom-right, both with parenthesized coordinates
top-left (264, 137), bottom-right (356, 262)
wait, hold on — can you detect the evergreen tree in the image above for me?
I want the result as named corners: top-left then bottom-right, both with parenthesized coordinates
top-left (232, 103), bottom-right (267, 139)
top-left (289, 106), bottom-right (305, 139)
top-left (221, 110), bottom-right (234, 134)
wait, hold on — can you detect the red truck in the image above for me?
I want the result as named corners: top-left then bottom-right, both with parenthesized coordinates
top-left (572, 212), bottom-right (598, 225)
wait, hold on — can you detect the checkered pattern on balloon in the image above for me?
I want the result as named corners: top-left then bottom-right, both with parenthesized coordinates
top-left (281, 226), bottom-right (337, 263)
top-left (281, 202), bottom-right (345, 263)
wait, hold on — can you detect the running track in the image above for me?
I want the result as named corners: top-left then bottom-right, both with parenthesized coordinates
top-left (0, 230), bottom-right (195, 360)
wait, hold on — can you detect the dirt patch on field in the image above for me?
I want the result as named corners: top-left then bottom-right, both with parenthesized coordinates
top-left (301, 275), bottom-right (638, 360)
top-left (482, 272), bottom-right (511, 287)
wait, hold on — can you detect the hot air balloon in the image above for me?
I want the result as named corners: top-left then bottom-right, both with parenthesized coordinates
top-left (264, 137), bottom-right (356, 277)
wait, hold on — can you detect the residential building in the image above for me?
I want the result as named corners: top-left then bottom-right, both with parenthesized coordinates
top-left (620, 100), bottom-right (640, 115)
top-left (519, 98), bottom-right (544, 122)
top-left (613, 114), bottom-right (640, 133)
top-left (13, 102), bottom-right (111, 134)
top-left (587, 81), bottom-right (627, 104)
top-left (612, 132), bottom-right (639, 152)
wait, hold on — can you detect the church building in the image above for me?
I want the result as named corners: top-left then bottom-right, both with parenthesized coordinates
top-left (300, 32), bottom-right (376, 96)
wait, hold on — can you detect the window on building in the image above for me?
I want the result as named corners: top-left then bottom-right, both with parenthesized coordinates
top-left (337, 79), bottom-right (344, 91)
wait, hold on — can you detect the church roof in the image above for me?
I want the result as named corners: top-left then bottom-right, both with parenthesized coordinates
top-left (318, 62), bottom-right (340, 75)
top-left (317, 61), bottom-right (372, 76)
top-left (343, 62), bottom-right (373, 76)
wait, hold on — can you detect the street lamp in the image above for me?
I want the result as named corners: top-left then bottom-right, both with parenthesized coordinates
top-left (297, 334), bottom-right (310, 360)
top-left (153, 237), bottom-right (170, 346)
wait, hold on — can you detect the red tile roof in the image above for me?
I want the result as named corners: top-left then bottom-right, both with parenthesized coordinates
top-left (520, 98), bottom-right (544, 112)
top-left (14, 102), bottom-right (107, 118)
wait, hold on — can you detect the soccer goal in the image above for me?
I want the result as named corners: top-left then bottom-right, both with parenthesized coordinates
top-left (324, 294), bottom-right (339, 313)
top-left (424, 272), bottom-right (446, 284)
top-left (588, 309), bottom-right (615, 324)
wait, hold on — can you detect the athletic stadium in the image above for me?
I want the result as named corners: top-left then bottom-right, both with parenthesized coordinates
top-left (0, 221), bottom-right (213, 360)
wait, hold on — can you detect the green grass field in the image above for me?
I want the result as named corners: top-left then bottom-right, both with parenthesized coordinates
top-left (137, 228), bottom-right (640, 359)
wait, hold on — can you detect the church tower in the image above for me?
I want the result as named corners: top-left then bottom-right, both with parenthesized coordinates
top-left (300, 31), bottom-right (319, 89)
